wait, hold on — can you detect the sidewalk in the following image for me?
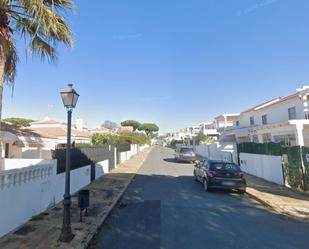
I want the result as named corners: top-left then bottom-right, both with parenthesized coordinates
top-left (0, 146), bottom-right (153, 249)
top-left (245, 174), bottom-right (309, 222)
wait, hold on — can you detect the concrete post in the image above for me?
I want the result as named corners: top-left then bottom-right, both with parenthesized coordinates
top-left (114, 146), bottom-right (117, 168)
top-left (257, 134), bottom-right (264, 143)
top-left (295, 124), bottom-right (304, 146)
top-left (224, 116), bottom-right (227, 128)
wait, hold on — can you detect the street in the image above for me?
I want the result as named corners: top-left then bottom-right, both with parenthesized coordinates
top-left (88, 146), bottom-right (309, 249)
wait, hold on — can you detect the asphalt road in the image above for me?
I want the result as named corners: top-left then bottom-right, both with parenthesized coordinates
top-left (88, 146), bottom-right (309, 249)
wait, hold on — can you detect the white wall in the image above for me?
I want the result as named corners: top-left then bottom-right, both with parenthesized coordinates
top-left (238, 97), bottom-right (303, 127)
top-left (195, 142), bottom-right (236, 163)
top-left (119, 144), bottom-right (147, 164)
top-left (95, 160), bottom-right (109, 179)
top-left (4, 159), bottom-right (53, 170)
top-left (0, 161), bottom-right (91, 237)
top-left (0, 144), bottom-right (148, 237)
top-left (239, 153), bottom-right (284, 185)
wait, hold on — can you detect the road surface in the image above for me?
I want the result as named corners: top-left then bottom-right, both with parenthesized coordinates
top-left (88, 146), bottom-right (309, 249)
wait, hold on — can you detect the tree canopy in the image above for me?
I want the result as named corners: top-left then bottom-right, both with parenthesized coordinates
top-left (195, 132), bottom-right (214, 144)
top-left (138, 123), bottom-right (159, 136)
top-left (120, 120), bottom-right (141, 131)
top-left (3, 117), bottom-right (35, 127)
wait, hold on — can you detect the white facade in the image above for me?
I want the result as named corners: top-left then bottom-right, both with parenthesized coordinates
top-left (221, 86), bottom-right (309, 146)
top-left (199, 121), bottom-right (219, 139)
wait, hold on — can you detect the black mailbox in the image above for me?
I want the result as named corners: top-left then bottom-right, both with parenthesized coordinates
top-left (78, 189), bottom-right (89, 222)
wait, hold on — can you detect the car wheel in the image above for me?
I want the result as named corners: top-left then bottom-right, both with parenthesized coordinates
top-left (203, 178), bottom-right (209, 192)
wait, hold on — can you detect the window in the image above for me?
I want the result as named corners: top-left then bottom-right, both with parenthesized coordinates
top-left (288, 107), bottom-right (296, 120)
top-left (273, 134), bottom-right (296, 146)
top-left (210, 163), bottom-right (240, 172)
top-left (180, 148), bottom-right (194, 153)
top-left (236, 121), bottom-right (240, 126)
top-left (250, 116), bottom-right (254, 126)
top-left (262, 115), bottom-right (267, 125)
top-left (306, 113), bottom-right (309, 120)
top-left (203, 160), bottom-right (210, 169)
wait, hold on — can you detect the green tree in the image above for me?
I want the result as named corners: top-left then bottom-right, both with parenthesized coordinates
top-left (120, 120), bottom-right (141, 131)
top-left (3, 117), bottom-right (34, 126)
top-left (0, 1), bottom-right (73, 165)
top-left (195, 131), bottom-right (214, 144)
top-left (138, 123), bottom-right (159, 136)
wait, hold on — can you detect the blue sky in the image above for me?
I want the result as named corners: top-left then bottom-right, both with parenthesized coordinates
top-left (3, 0), bottom-right (309, 134)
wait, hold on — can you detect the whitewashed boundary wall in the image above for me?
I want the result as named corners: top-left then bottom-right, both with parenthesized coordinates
top-left (239, 153), bottom-right (284, 185)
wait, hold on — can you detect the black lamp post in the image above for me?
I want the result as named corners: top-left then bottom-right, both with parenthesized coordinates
top-left (59, 84), bottom-right (79, 242)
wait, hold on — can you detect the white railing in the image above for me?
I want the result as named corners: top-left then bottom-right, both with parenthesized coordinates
top-left (3, 159), bottom-right (50, 171)
top-left (0, 162), bottom-right (55, 190)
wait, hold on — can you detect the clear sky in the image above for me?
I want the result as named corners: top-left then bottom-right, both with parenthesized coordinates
top-left (3, 0), bottom-right (309, 134)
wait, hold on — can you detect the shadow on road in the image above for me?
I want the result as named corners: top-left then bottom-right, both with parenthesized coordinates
top-left (163, 158), bottom-right (192, 164)
top-left (88, 173), bottom-right (272, 249)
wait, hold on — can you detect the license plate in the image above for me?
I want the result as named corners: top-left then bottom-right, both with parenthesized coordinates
top-left (222, 181), bottom-right (235, 186)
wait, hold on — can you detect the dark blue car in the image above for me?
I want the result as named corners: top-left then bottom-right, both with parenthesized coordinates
top-left (194, 160), bottom-right (246, 194)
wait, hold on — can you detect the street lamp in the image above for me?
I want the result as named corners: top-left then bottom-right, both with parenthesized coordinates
top-left (59, 84), bottom-right (79, 242)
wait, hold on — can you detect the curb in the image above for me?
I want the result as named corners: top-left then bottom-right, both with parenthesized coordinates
top-left (246, 188), bottom-right (309, 223)
top-left (77, 146), bottom-right (154, 249)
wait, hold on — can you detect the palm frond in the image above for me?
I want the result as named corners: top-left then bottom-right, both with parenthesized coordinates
top-left (31, 35), bottom-right (56, 61)
top-left (43, 0), bottom-right (74, 9)
top-left (1, 37), bottom-right (18, 84)
top-left (0, 0), bottom-right (73, 85)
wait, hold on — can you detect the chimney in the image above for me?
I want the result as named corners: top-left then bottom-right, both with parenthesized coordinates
top-left (76, 118), bottom-right (83, 131)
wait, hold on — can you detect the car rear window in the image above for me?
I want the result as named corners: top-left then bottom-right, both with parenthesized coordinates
top-left (180, 148), bottom-right (194, 153)
top-left (210, 163), bottom-right (240, 172)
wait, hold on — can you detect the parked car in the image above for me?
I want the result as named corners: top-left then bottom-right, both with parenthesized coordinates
top-left (193, 160), bottom-right (246, 194)
top-left (175, 147), bottom-right (196, 163)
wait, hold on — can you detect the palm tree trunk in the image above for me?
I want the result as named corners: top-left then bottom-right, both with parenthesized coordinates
top-left (0, 41), bottom-right (5, 170)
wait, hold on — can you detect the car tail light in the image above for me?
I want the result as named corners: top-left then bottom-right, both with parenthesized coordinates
top-left (239, 172), bottom-right (244, 178)
top-left (207, 171), bottom-right (217, 177)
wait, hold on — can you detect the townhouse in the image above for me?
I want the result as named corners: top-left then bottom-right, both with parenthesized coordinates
top-left (221, 86), bottom-right (309, 146)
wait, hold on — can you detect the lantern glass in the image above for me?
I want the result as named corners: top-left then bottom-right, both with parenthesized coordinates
top-left (60, 84), bottom-right (79, 109)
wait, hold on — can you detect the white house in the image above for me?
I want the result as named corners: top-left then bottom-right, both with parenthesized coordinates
top-left (199, 121), bottom-right (219, 139)
top-left (0, 122), bottom-right (45, 159)
top-left (28, 118), bottom-right (92, 150)
top-left (1, 118), bottom-right (92, 160)
top-left (214, 114), bottom-right (240, 142)
top-left (222, 86), bottom-right (309, 146)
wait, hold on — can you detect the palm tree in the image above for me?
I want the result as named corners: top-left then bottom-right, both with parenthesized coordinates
top-left (0, 0), bottom-right (73, 166)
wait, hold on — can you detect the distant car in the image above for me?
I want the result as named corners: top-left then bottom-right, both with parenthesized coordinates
top-left (193, 160), bottom-right (246, 194)
top-left (175, 147), bottom-right (196, 163)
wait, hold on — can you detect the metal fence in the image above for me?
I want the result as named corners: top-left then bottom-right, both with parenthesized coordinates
top-left (53, 144), bottom-right (130, 174)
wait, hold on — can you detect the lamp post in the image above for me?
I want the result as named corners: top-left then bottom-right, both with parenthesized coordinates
top-left (59, 84), bottom-right (79, 242)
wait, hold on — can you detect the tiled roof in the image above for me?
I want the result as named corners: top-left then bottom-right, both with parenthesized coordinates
top-left (30, 127), bottom-right (92, 138)
top-left (1, 122), bottom-right (43, 137)
top-left (30, 119), bottom-right (65, 125)
top-left (242, 93), bottom-right (299, 114)
top-left (1, 122), bottom-right (92, 139)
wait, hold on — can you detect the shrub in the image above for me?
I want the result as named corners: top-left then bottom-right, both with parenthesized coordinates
top-left (92, 133), bottom-right (150, 145)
